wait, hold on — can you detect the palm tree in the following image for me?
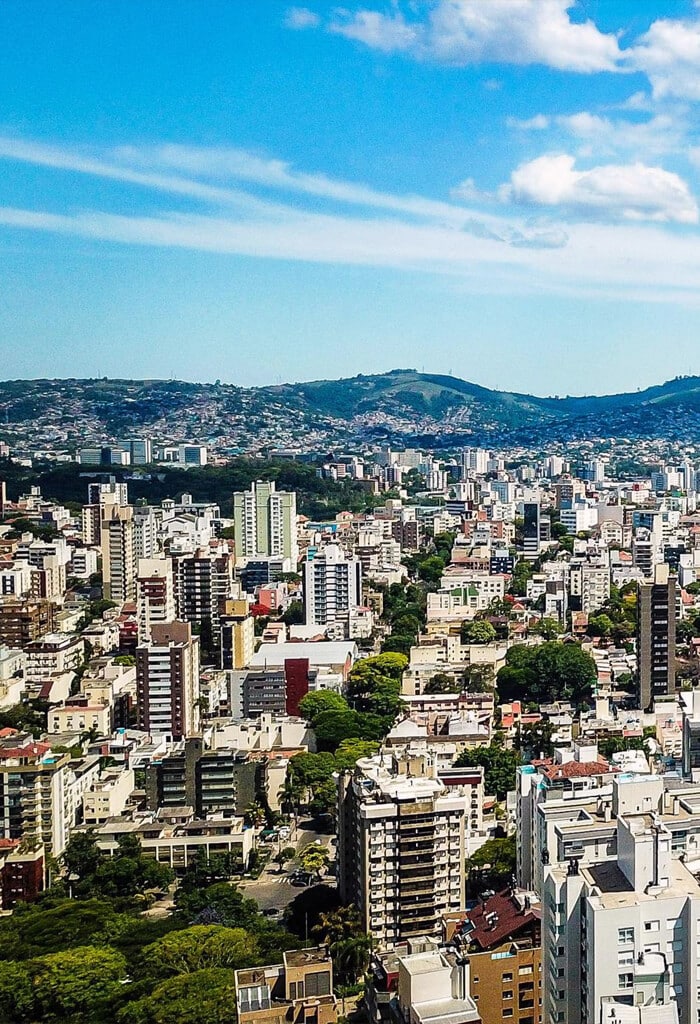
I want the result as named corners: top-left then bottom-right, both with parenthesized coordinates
top-left (244, 801), bottom-right (266, 828)
top-left (313, 905), bottom-right (362, 946)
top-left (331, 934), bottom-right (373, 987)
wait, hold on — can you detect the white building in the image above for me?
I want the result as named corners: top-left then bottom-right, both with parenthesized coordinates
top-left (543, 808), bottom-right (700, 1024)
top-left (303, 544), bottom-right (362, 630)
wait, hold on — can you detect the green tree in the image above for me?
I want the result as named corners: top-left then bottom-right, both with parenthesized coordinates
top-left (282, 600), bottom-right (304, 626)
top-left (31, 945), bottom-right (128, 1021)
top-left (461, 620), bottom-right (497, 645)
top-left (516, 719), bottom-right (555, 759)
top-left (466, 835), bottom-right (516, 896)
top-left (298, 844), bottom-right (329, 880)
top-left (454, 739), bottom-right (520, 799)
top-left (416, 555), bottom-right (446, 586)
top-left (118, 968), bottom-right (238, 1024)
top-left (174, 882), bottom-right (258, 927)
top-left (534, 617), bottom-right (563, 640)
top-left (425, 672), bottom-right (457, 694)
top-left (333, 738), bottom-right (379, 772)
top-left (587, 614), bottom-right (614, 638)
top-left (142, 925), bottom-right (258, 979)
top-left (497, 642), bottom-right (596, 705)
top-left (0, 960), bottom-right (36, 1023)
top-left (275, 846), bottom-right (297, 873)
top-left (298, 690), bottom-right (349, 723)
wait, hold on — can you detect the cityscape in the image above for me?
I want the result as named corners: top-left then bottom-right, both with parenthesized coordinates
top-left (6, 2), bottom-right (700, 1024)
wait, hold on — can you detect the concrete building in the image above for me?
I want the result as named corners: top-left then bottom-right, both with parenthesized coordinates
top-left (338, 749), bottom-right (469, 949)
top-left (220, 599), bottom-right (255, 670)
top-left (83, 766), bottom-right (135, 824)
top-left (101, 504), bottom-right (136, 603)
top-left (25, 633), bottom-right (84, 683)
top-left (0, 733), bottom-right (70, 856)
top-left (445, 889), bottom-right (542, 1024)
top-left (174, 547), bottom-right (235, 655)
top-left (637, 564), bottom-right (676, 710)
top-left (233, 480), bottom-right (298, 563)
top-left (136, 557), bottom-right (176, 643)
top-left (303, 544), bottom-right (362, 629)
top-left (543, 808), bottom-right (700, 1024)
top-left (145, 737), bottom-right (257, 818)
top-left (0, 598), bottom-right (54, 648)
top-left (136, 621), bottom-right (200, 739)
top-left (235, 948), bottom-right (336, 1024)
top-left (395, 950), bottom-right (480, 1024)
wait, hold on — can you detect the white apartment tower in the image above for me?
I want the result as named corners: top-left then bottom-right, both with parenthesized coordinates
top-left (337, 749), bottom-right (469, 950)
top-left (232, 481), bottom-right (298, 563)
top-left (303, 544), bottom-right (362, 628)
top-left (543, 804), bottom-right (700, 1024)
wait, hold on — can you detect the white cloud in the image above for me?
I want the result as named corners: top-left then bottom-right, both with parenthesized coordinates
top-left (327, 0), bottom-right (622, 72)
top-left (630, 16), bottom-right (700, 100)
top-left (504, 154), bottom-right (698, 223)
top-left (505, 107), bottom-right (686, 160)
top-left (329, 9), bottom-right (417, 51)
top-left (284, 7), bottom-right (320, 30)
top-left (507, 114), bottom-right (550, 130)
top-left (4, 135), bottom-right (700, 310)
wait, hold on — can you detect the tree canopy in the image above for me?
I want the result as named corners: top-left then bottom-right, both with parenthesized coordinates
top-left (497, 641), bottom-right (596, 706)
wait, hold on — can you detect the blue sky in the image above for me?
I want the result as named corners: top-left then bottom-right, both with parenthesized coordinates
top-left (3, 1), bottom-right (700, 395)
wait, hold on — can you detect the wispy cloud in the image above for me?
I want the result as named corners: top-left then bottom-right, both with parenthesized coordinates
top-left (2, 136), bottom-right (700, 306)
top-left (284, 7), bottom-right (320, 30)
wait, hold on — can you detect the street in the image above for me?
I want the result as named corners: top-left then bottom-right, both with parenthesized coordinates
top-left (238, 820), bottom-right (336, 912)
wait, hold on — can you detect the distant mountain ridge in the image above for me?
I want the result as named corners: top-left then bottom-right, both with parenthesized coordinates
top-left (3, 369), bottom-right (700, 450)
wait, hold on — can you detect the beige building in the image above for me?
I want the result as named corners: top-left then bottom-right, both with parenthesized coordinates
top-left (338, 749), bottom-right (469, 950)
top-left (83, 767), bottom-right (135, 824)
top-left (220, 599), bottom-right (255, 669)
top-left (25, 633), bottom-right (84, 683)
top-left (236, 948), bottom-right (336, 1024)
top-left (101, 504), bottom-right (136, 603)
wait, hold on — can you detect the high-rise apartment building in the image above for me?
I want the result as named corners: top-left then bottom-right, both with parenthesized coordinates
top-left (0, 599), bottom-right (55, 648)
top-left (136, 621), bottom-right (200, 739)
top-left (0, 734), bottom-right (70, 857)
top-left (136, 557), bottom-right (176, 643)
top-left (174, 548), bottom-right (235, 656)
top-left (101, 505), bottom-right (136, 603)
top-left (220, 599), bottom-right (255, 670)
top-left (522, 503), bottom-right (541, 561)
top-left (232, 481), bottom-right (298, 563)
top-left (82, 478), bottom-right (129, 546)
top-left (543, 802), bottom-right (697, 1024)
top-left (303, 544), bottom-right (362, 628)
top-left (637, 563), bottom-right (676, 710)
top-left (337, 749), bottom-right (468, 950)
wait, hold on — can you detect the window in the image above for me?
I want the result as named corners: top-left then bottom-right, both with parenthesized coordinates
top-left (668, 918), bottom-right (681, 931)
top-left (673, 964), bottom-right (683, 975)
top-left (645, 921), bottom-right (660, 933)
top-left (618, 928), bottom-right (634, 945)
top-left (519, 966), bottom-right (534, 976)
top-left (619, 953), bottom-right (635, 967)
top-left (619, 974), bottom-right (634, 990)
top-left (645, 944), bottom-right (661, 954)
top-left (503, 973), bottom-right (513, 982)
top-left (503, 1012), bottom-right (513, 1019)
top-left (503, 991), bottom-right (513, 1000)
